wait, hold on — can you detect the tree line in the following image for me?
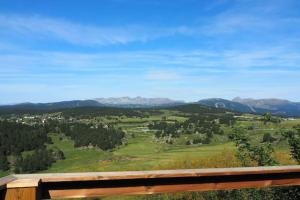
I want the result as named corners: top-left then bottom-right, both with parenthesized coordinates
top-left (148, 114), bottom-right (234, 144)
top-left (45, 121), bottom-right (126, 151)
top-left (0, 120), bottom-right (64, 172)
top-left (14, 148), bottom-right (65, 173)
top-left (62, 123), bottom-right (125, 150)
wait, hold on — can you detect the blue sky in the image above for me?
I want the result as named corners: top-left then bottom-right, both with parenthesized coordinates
top-left (0, 0), bottom-right (300, 104)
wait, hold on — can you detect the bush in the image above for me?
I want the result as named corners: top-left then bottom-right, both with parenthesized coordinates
top-left (284, 125), bottom-right (300, 164)
top-left (262, 133), bottom-right (276, 143)
top-left (14, 148), bottom-right (55, 173)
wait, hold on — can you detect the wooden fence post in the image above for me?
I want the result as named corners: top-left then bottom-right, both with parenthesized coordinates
top-left (4, 178), bottom-right (40, 200)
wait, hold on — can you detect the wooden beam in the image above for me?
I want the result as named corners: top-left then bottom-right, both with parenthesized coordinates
top-left (40, 170), bottom-right (300, 199)
top-left (2, 166), bottom-right (300, 199)
top-left (14, 165), bottom-right (300, 182)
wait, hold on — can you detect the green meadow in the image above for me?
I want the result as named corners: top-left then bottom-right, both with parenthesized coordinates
top-left (43, 115), bottom-right (299, 174)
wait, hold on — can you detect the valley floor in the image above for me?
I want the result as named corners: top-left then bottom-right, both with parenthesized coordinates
top-left (44, 119), bottom-right (297, 174)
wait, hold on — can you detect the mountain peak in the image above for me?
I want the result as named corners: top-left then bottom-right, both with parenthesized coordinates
top-left (233, 97), bottom-right (291, 105)
top-left (94, 97), bottom-right (184, 106)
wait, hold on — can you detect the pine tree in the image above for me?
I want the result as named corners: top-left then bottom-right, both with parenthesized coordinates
top-left (0, 153), bottom-right (9, 171)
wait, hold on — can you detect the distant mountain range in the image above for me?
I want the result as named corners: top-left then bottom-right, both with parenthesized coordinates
top-left (197, 98), bottom-right (255, 113)
top-left (197, 97), bottom-right (300, 117)
top-left (0, 100), bottom-right (103, 110)
top-left (0, 97), bottom-right (184, 111)
top-left (94, 97), bottom-right (184, 108)
top-left (1, 97), bottom-right (300, 117)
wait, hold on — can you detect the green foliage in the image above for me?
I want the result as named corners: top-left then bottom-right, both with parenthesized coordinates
top-left (44, 120), bottom-right (125, 150)
top-left (0, 120), bottom-right (67, 173)
top-left (2, 106), bottom-right (300, 198)
top-left (284, 125), bottom-right (300, 164)
top-left (51, 147), bottom-right (65, 160)
top-left (149, 121), bottom-right (182, 138)
top-left (263, 112), bottom-right (272, 124)
top-left (149, 114), bottom-right (227, 143)
top-left (262, 112), bottom-right (281, 125)
top-left (251, 144), bottom-right (277, 166)
top-left (192, 137), bottom-right (211, 145)
top-left (183, 115), bottom-right (225, 136)
top-left (262, 133), bottom-right (276, 143)
top-left (0, 152), bottom-right (9, 171)
top-left (60, 123), bottom-right (125, 150)
top-left (14, 148), bottom-right (58, 173)
top-left (170, 104), bottom-right (228, 115)
top-left (229, 127), bottom-right (277, 166)
top-left (0, 106), bottom-right (162, 118)
top-left (60, 107), bottom-right (163, 118)
top-left (136, 188), bottom-right (283, 200)
top-left (0, 120), bottom-right (49, 155)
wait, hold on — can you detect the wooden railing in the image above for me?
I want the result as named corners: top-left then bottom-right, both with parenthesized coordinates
top-left (1, 166), bottom-right (300, 199)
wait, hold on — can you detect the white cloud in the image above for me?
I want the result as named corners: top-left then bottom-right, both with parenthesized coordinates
top-left (0, 47), bottom-right (299, 79)
top-left (0, 14), bottom-right (193, 46)
top-left (0, 5), bottom-right (299, 47)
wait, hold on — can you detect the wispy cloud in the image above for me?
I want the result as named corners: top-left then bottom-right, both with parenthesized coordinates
top-left (0, 14), bottom-right (193, 46)
top-left (0, 47), bottom-right (299, 77)
top-left (0, 48), bottom-right (299, 103)
top-left (0, 4), bottom-right (299, 47)
top-left (200, 0), bottom-right (300, 36)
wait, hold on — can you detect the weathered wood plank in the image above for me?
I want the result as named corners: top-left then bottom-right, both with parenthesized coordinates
top-left (40, 166), bottom-right (300, 199)
top-left (4, 187), bottom-right (38, 200)
top-left (2, 166), bottom-right (300, 199)
top-left (44, 177), bottom-right (300, 199)
top-left (6, 178), bottom-right (40, 189)
top-left (0, 176), bottom-right (16, 190)
top-left (13, 165), bottom-right (300, 183)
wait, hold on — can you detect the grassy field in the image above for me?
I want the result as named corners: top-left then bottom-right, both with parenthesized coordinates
top-left (1, 114), bottom-right (299, 177)
top-left (41, 115), bottom-right (299, 174)
top-left (44, 129), bottom-right (237, 173)
top-left (0, 170), bottom-right (9, 178)
top-left (42, 117), bottom-right (297, 200)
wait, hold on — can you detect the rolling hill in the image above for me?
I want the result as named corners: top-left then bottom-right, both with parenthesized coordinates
top-left (197, 98), bottom-right (300, 117)
top-left (233, 97), bottom-right (300, 117)
top-left (197, 98), bottom-right (254, 113)
top-left (94, 97), bottom-right (184, 108)
top-left (1, 97), bottom-right (300, 117)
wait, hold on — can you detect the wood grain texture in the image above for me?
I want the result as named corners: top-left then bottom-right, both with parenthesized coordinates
top-left (2, 166), bottom-right (300, 199)
top-left (0, 176), bottom-right (16, 190)
top-left (13, 165), bottom-right (300, 183)
top-left (4, 187), bottom-right (37, 200)
top-left (45, 178), bottom-right (300, 199)
top-left (6, 179), bottom-right (40, 189)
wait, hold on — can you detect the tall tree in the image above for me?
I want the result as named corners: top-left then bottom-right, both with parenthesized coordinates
top-left (263, 112), bottom-right (272, 125)
top-left (0, 153), bottom-right (9, 171)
